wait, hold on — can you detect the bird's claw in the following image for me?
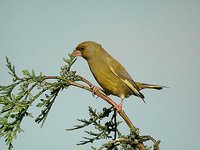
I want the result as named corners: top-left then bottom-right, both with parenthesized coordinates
top-left (91, 86), bottom-right (102, 98)
top-left (116, 101), bottom-right (123, 112)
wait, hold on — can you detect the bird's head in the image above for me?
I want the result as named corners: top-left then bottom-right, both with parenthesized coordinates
top-left (71, 41), bottom-right (102, 60)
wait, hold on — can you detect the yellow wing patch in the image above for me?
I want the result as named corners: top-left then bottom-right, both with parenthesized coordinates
top-left (109, 66), bottom-right (143, 99)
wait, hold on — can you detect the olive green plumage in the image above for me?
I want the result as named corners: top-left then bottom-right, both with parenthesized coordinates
top-left (72, 41), bottom-right (164, 102)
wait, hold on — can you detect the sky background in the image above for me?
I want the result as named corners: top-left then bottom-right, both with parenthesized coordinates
top-left (0, 0), bottom-right (200, 150)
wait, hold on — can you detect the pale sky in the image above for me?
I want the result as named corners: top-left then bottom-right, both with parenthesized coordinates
top-left (0, 1), bottom-right (200, 150)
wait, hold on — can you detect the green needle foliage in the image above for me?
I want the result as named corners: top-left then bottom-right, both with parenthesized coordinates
top-left (0, 55), bottom-right (160, 150)
top-left (0, 55), bottom-right (79, 149)
top-left (67, 107), bottom-right (157, 150)
top-left (66, 107), bottom-right (122, 146)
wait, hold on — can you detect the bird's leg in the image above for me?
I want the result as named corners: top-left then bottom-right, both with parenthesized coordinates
top-left (117, 98), bottom-right (124, 112)
top-left (91, 86), bottom-right (104, 97)
top-left (81, 77), bottom-right (104, 95)
top-left (81, 77), bottom-right (104, 97)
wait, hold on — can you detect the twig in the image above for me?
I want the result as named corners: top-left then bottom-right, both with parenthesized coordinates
top-left (98, 137), bottom-right (135, 150)
top-left (43, 75), bottom-right (150, 150)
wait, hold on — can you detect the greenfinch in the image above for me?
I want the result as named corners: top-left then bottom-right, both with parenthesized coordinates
top-left (71, 41), bottom-right (164, 107)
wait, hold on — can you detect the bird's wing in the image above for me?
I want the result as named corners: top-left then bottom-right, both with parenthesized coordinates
top-left (108, 61), bottom-right (144, 99)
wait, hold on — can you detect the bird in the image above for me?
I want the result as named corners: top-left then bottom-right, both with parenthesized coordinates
top-left (71, 41), bottom-right (165, 109)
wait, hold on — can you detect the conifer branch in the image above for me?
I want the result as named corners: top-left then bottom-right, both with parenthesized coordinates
top-left (0, 55), bottom-right (160, 150)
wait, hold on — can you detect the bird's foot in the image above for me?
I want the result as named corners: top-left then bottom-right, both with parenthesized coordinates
top-left (116, 101), bottom-right (123, 112)
top-left (115, 98), bottom-right (124, 112)
top-left (91, 86), bottom-right (103, 97)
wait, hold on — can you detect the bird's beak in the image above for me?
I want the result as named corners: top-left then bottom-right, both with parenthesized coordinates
top-left (71, 49), bottom-right (82, 57)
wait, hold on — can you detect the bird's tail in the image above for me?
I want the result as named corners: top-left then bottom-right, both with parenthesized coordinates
top-left (135, 82), bottom-right (166, 91)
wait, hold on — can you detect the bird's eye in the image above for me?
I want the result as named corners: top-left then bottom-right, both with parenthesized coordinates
top-left (80, 47), bottom-right (84, 51)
